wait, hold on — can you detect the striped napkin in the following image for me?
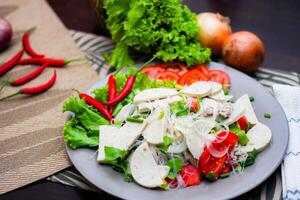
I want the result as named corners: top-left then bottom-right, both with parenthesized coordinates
top-left (47, 30), bottom-right (300, 200)
top-left (273, 84), bottom-right (300, 200)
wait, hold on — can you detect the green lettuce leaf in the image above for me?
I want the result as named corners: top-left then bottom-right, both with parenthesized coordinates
top-left (102, 0), bottom-right (211, 69)
top-left (63, 119), bottom-right (98, 149)
top-left (62, 96), bottom-right (110, 149)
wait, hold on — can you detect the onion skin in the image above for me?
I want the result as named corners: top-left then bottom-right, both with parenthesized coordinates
top-left (197, 12), bottom-right (232, 56)
top-left (0, 17), bottom-right (12, 51)
top-left (222, 31), bottom-right (265, 73)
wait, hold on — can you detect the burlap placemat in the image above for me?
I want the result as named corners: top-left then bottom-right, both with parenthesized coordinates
top-left (0, 0), bottom-right (99, 194)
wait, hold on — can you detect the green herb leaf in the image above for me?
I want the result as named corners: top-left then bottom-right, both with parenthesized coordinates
top-left (249, 96), bottom-right (255, 102)
top-left (126, 117), bottom-right (144, 123)
top-left (264, 113), bottom-right (271, 119)
top-left (159, 135), bottom-right (174, 153)
top-left (104, 146), bottom-right (127, 163)
top-left (158, 111), bottom-right (165, 120)
top-left (167, 158), bottom-right (184, 180)
top-left (170, 101), bottom-right (189, 116)
top-left (244, 149), bottom-right (258, 167)
top-left (229, 124), bottom-right (249, 146)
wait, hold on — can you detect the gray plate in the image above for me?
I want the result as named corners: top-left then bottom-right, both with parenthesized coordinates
top-left (66, 62), bottom-right (289, 200)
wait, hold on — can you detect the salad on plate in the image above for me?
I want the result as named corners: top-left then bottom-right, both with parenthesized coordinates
top-left (63, 62), bottom-right (272, 189)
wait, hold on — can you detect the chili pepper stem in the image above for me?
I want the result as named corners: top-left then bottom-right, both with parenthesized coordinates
top-left (25, 26), bottom-right (36, 34)
top-left (64, 57), bottom-right (86, 64)
top-left (0, 80), bottom-right (11, 93)
top-left (0, 90), bottom-right (22, 101)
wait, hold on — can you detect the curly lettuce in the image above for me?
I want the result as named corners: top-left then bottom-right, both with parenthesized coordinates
top-left (102, 0), bottom-right (211, 69)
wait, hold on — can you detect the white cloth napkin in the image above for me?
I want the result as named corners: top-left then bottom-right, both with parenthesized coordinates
top-left (273, 84), bottom-right (300, 200)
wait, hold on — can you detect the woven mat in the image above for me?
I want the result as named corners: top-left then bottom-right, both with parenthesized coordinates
top-left (0, 0), bottom-right (99, 194)
top-left (47, 30), bottom-right (299, 200)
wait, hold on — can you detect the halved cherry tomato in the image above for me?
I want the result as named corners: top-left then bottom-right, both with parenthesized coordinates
top-left (209, 70), bottom-right (231, 89)
top-left (179, 165), bottom-right (201, 186)
top-left (187, 97), bottom-right (199, 112)
top-left (140, 65), bottom-right (165, 79)
top-left (193, 64), bottom-right (210, 77)
top-left (199, 132), bottom-right (238, 180)
top-left (178, 69), bottom-right (209, 85)
top-left (160, 62), bottom-right (188, 75)
top-left (220, 164), bottom-right (231, 174)
top-left (156, 70), bottom-right (180, 82)
top-left (237, 116), bottom-right (248, 131)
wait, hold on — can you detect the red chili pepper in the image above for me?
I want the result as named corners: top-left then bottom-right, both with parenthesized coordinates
top-left (79, 93), bottom-right (113, 122)
top-left (0, 50), bottom-right (24, 76)
top-left (105, 56), bottom-right (156, 106)
top-left (107, 75), bottom-right (117, 115)
top-left (17, 57), bottom-right (82, 67)
top-left (105, 75), bottom-right (135, 106)
top-left (0, 63), bottom-right (48, 93)
top-left (0, 70), bottom-right (57, 101)
top-left (22, 27), bottom-right (44, 58)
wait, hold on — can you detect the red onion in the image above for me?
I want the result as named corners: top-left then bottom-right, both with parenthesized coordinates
top-left (0, 17), bottom-right (12, 51)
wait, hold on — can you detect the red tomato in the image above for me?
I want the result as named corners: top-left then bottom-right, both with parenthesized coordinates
top-left (193, 64), bottom-right (210, 77)
top-left (220, 164), bottom-right (231, 174)
top-left (156, 70), bottom-right (181, 81)
top-left (199, 132), bottom-right (238, 180)
top-left (209, 70), bottom-right (231, 88)
top-left (165, 178), bottom-right (178, 188)
top-left (187, 97), bottom-right (199, 112)
top-left (140, 65), bottom-right (165, 79)
top-left (213, 131), bottom-right (239, 152)
top-left (160, 62), bottom-right (188, 75)
top-left (237, 116), bottom-right (248, 131)
top-left (199, 148), bottom-right (227, 181)
top-left (178, 69), bottom-right (209, 85)
top-left (179, 165), bottom-right (201, 186)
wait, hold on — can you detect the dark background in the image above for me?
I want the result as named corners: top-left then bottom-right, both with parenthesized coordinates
top-left (1, 0), bottom-right (299, 199)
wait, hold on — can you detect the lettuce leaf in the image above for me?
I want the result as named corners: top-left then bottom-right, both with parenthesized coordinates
top-left (102, 0), bottom-right (211, 69)
top-left (63, 96), bottom-right (110, 149)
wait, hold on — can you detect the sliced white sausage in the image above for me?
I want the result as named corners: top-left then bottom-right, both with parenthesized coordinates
top-left (223, 101), bottom-right (245, 125)
top-left (130, 142), bottom-right (170, 188)
top-left (209, 81), bottom-right (223, 95)
top-left (133, 88), bottom-right (178, 103)
top-left (240, 123), bottom-right (272, 152)
top-left (209, 90), bottom-right (233, 102)
top-left (137, 95), bottom-right (182, 113)
top-left (142, 105), bottom-right (168, 144)
top-left (97, 122), bottom-right (146, 162)
top-left (181, 81), bottom-right (211, 97)
top-left (184, 119), bottom-right (215, 159)
top-left (235, 94), bottom-right (258, 124)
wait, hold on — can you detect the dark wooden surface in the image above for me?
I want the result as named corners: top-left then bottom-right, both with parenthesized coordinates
top-left (1, 0), bottom-right (299, 199)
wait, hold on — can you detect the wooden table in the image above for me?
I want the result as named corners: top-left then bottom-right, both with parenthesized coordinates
top-left (1, 0), bottom-right (299, 199)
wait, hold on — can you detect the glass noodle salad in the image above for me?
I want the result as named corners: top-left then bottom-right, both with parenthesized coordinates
top-left (63, 63), bottom-right (272, 189)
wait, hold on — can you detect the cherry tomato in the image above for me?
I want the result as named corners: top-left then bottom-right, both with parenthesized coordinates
top-left (193, 64), bottom-right (210, 77)
top-left (220, 164), bottom-right (231, 174)
top-left (199, 132), bottom-right (238, 180)
top-left (209, 70), bottom-right (231, 89)
top-left (187, 97), bottom-right (199, 112)
top-left (178, 69), bottom-right (209, 85)
top-left (140, 65), bottom-right (165, 79)
top-left (156, 70), bottom-right (181, 81)
top-left (199, 148), bottom-right (227, 181)
top-left (179, 165), bottom-right (201, 186)
top-left (160, 62), bottom-right (188, 75)
top-left (237, 116), bottom-right (248, 131)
